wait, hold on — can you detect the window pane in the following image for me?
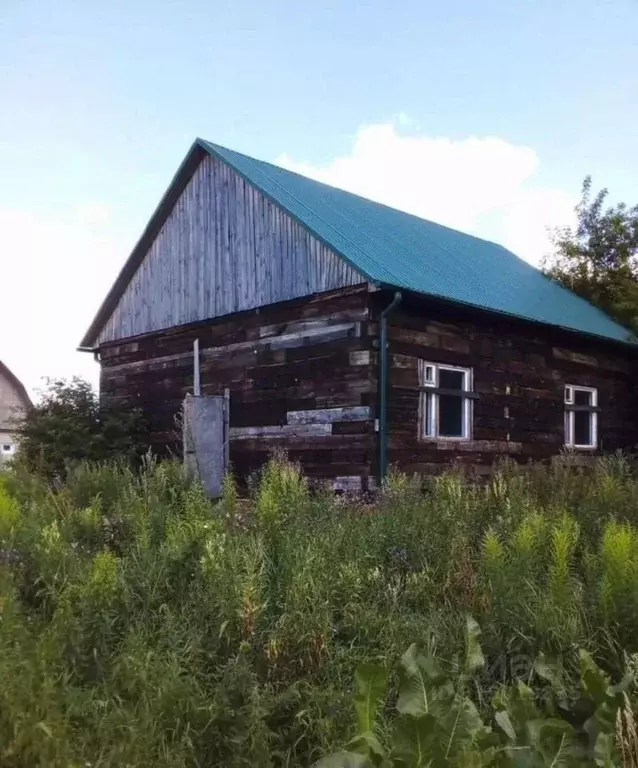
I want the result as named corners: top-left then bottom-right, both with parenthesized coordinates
top-left (574, 389), bottom-right (592, 406)
top-left (574, 410), bottom-right (592, 446)
top-left (424, 392), bottom-right (433, 436)
top-left (439, 369), bottom-right (464, 390)
top-left (438, 394), bottom-right (463, 437)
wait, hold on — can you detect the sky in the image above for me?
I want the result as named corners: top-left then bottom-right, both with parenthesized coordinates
top-left (1, 0), bottom-right (637, 397)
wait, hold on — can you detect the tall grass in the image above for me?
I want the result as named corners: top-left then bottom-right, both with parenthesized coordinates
top-left (1, 453), bottom-right (638, 765)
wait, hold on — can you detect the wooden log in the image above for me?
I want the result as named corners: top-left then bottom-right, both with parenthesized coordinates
top-left (286, 406), bottom-right (372, 425)
top-left (229, 424), bottom-right (332, 440)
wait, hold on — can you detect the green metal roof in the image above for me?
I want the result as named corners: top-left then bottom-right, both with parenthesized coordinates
top-left (200, 139), bottom-right (634, 345)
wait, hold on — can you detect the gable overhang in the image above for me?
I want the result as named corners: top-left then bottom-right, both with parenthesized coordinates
top-left (78, 141), bottom-right (209, 350)
top-left (78, 139), bottom-right (377, 350)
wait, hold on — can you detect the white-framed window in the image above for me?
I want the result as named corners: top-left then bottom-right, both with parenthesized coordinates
top-left (1, 444), bottom-right (12, 454)
top-left (418, 360), bottom-right (474, 440)
top-left (564, 385), bottom-right (598, 448)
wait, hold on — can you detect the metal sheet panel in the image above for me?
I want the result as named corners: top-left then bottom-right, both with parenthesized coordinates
top-left (183, 394), bottom-right (227, 498)
top-left (202, 140), bottom-right (634, 345)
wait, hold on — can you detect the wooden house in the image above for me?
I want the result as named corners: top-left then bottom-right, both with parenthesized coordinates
top-left (0, 361), bottom-right (32, 462)
top-left (79, 139), bottom-right (637, 489)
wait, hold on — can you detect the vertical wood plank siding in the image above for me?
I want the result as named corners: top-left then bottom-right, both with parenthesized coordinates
top-left (97, 155), bottom-right (364, 344)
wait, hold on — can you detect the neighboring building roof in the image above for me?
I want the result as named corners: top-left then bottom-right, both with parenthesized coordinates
top-left (0, 360), bottom-right (32, 413)
top-left (80, 138), bottom-right (635, 348)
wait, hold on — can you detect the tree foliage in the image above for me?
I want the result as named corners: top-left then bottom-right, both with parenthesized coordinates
top-left (543, 176), bottom-right (638, 334)
top-left (13, 377), bottom-right (148, 480)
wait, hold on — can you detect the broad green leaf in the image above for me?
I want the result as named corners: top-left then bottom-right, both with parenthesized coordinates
top-left (465, 616), bottom-right (485, 675)
top-left (440, 695), bottom-right (485, 759)
top-left (534, 654), bottom-right (566, 700)
top-left (313, 751), bottom-right (370, 768)
top-left (579, 650), bottom-right (610, 707)
top-left (495, 711), bottom-right (517, 742)
top-left (593, 732), bottom-right (616, 767)
top-left (583, 701), bottom-right (618, 752)
top-left (392, 712), bottom-right (440, 767)
top-left (525, 718), bottom-right (583, 766)
top-left (501, 745), bottom-right (537, 767)
top-left (455, 747), bottom-right (497, 767)
top-left (397, 644), bottom-right (452, 718)
top-left (505, 682), bottom-right (540, 734)
top-left (473, 726), bottom-right (503, 754)
top-left (354, 663), bottom-right (388, 735)
top-left (348, 731), bottom-right (386, 759)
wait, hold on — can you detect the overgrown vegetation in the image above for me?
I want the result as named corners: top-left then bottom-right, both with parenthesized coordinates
top-left (2, 453), bottom-right (638, 765)
top-left (13, 377), bottom-right (148, 481)
top-left (544, 176), bottom-right (638, 334)
top-left (318, 620), bottom-right (638, 766)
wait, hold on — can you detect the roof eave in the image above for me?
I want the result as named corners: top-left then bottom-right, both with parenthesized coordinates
top-left (378, 284), bottom-right (637, 348)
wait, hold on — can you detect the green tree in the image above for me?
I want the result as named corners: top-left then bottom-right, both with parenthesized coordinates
top-left (13, 377), bottom-right (148, 480)
top-left (543, 176), bottom-right (638, 334)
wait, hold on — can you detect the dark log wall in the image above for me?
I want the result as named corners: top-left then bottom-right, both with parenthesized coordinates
top-left (99, 285), bottom-right (637, 486)
top-left (99, 286), bottom-right (377, 490)
top-left (374, 293), bottom-right (637, 475)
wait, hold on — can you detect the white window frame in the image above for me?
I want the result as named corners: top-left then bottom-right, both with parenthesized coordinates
top-left (418, 360), bottom-right (473, 441)
top-left (564, 384), bottom-right (598, 449)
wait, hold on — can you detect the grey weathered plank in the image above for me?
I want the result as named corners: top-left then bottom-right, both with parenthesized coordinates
top-left (350, 350), bottom-right (371, 366)
top-left (229, 424), bottom-right (332, 440)
top-left (287, 406), bottom-right (372, 425)
top-left (333, 476), bottom-right (363, 491)
top-left (102, 320), bottom-right (362, 375)
top-left (97, 153), bottom-right (365, 344)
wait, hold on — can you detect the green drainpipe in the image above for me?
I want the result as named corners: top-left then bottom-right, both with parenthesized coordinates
top-left (379, 291), bottom-right (402, 484)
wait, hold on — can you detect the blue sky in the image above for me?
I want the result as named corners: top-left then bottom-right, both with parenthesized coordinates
top-left (1, 0), bottom-right (637, 393)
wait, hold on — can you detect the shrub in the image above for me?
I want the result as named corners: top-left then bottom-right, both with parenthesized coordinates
top-left (13, 377), bottom-right (148, 481)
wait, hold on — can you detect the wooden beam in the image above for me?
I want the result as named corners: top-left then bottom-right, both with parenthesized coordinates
top-left (229, 424), bottom-right (332, 440)
top-left (287, 406), bottom-right (372, 425)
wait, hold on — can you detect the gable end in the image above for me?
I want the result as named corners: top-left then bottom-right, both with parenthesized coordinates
top-left (83, 148), bottom-right (365, 347)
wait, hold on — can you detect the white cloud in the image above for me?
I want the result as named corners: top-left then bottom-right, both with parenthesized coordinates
top-left (74, 202), bottom-right (111, 227)
top-left (0, 205), bottom-right (126, 397)
top-left (1, 123), bottom-right (576, 397)
top-left (277, 121), bottom-right (576, 265)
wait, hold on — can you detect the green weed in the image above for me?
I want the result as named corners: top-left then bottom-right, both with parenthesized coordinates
top-left (0, 454), bottom-right (637, 764)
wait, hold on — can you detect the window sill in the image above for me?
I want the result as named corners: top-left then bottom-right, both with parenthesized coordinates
top-left (421, 436), bottom-right (471, 444)
top-left (419, 438), bottom-right (524, 452)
